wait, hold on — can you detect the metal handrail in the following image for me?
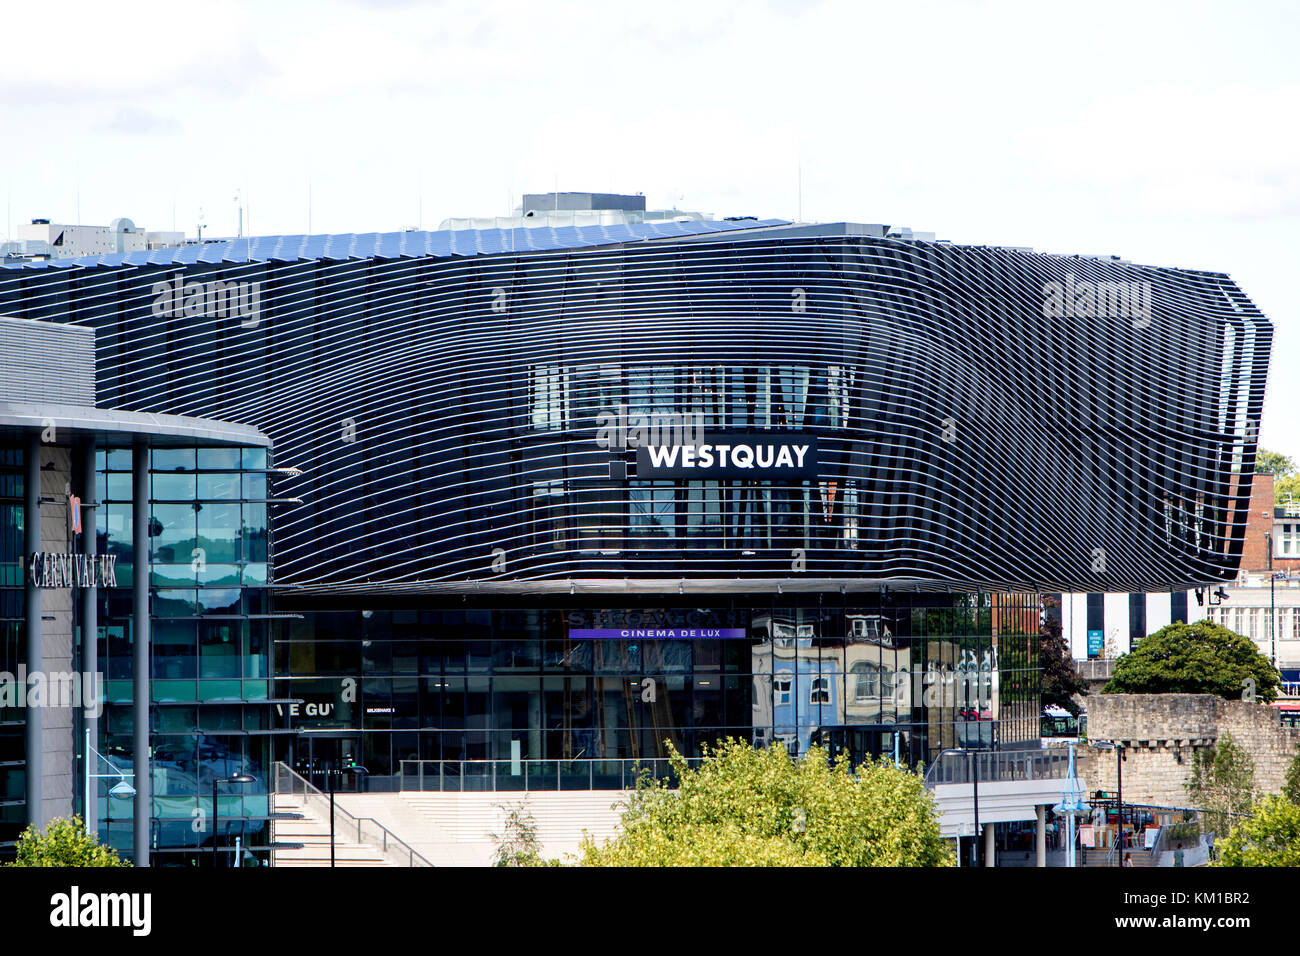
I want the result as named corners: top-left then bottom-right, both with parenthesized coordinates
top-left (923, 748), bottom-right (1071, 788)
top-left (398, 757), bottom-right (702, 792)
top-left (272, 762), bottom-right (434, 867)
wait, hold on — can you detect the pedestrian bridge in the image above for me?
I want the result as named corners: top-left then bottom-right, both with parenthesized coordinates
top-left (925, 748), bottom-right (1085, 866)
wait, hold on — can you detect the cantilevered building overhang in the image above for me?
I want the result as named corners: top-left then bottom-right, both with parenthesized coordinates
top-left (0, 217), bottom-right (1271, 595)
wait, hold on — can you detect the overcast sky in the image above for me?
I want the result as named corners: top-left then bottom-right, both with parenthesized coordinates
top-left (2, 0), bottom-right (1296, 454)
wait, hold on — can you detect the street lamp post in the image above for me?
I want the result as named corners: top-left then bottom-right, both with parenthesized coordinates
top-left (1095, 742), bottom-right (1126, 865)
top-left (328, 764), bottom-right (368, 868)
top-left (212, 773), bottom-right (255, 868)
top-left (935, 748), bottom-right (981, 867)
top-left (84, 729), bottom-right (136, 830)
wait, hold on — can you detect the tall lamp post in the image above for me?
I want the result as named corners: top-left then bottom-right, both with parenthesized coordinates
top-left (1053, 740), bottom-right (1090, 868)
top-left (935, 748), bottom-right (981, 867)
top-left (212, 773), bottom-right (255, 868)
top-left (328, 764), bottom-right (368, 868)
top-left (85, 729), bottom-right (137, 827)
top-left (1095, 742), bottom-right (1126, 865)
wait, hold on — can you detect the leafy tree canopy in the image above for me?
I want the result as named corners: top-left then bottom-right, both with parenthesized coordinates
top-left (1285, 750), bottom-right (1300, 806)
top-left (1216, 795), bottom-right (1300, 867)
top-left (1103, 621), bottom-right (1281, 703)
top-left (579, 739), bottom-right (953, 867)
top-left (1040, 595), bottom-right (1086, 716)
top-left (9, 815), bottom-right (127, 867)
top-left (1255, 449), bottom-right (1296, 477)
top-left (491, 800), bottom-right (560, 867)
top-left (1185, 731), bottom-right (1257, 838)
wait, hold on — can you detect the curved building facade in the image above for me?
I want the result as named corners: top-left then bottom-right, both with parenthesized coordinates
top-left (0, 215), bottom-right (1271, 803)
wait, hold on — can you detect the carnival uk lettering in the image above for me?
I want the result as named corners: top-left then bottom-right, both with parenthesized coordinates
top-left (28, 552), bottom-right (118, 589)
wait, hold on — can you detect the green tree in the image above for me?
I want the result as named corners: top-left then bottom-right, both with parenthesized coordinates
top-left (1185, 731), bottom-right (1257, 839)
top-left (1215, 795), bottom-right (1300, 867)
top-left (1040, 595), bottom-right (1086, 716)
top-left (9, 815), bottom-right (127, 867)
top-left (1254, 449), bottom-right (1296, 477)
top-left (1103, 620), bottom-right (1281, 703)
top-left (579, 739), bottom-right (953, 867)
top-left (1278, 473), bottom-right (1300, 510)
top-left (1283, 749), bottom-right (1300, 805)
top-left (490, 799), bottom-right (559, 866)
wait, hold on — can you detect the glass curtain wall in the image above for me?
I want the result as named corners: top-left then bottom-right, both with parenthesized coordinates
top-left (96, 444), bottom-right (274, 867)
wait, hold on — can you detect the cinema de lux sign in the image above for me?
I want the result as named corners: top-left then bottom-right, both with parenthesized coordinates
top-left (28, 552), bottom-right (118, 589)
top-left (635, 432), bottom-right (818, 480)
top-left (567, 609), bottom-right (746, 640)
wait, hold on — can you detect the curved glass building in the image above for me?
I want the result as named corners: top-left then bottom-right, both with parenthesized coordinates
top-left (0, 209), bottom-right (1271, 842)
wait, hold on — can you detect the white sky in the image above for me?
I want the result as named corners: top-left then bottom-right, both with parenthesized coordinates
top-left (2, 0), bottom-right (1297, 454)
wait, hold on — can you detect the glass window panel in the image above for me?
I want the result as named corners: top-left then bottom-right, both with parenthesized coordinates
top-left (242, 563), bottom-right (268, 586)
top-left (153, 473), bottom-right (196, 500)
top-left (105, 473), bottom-right (133, 501)
top-left (241, 447), bottom-right (267, 470)
top-left (103, 504), bottom-right (133, 563)
top-left (153, 622), bottom-right (197, 679)
top-left (152, 504), bottom-right (197, 563)
top-left (241, 472), bottom-right (267, 500)
top-left (153, 680), bottom-right (197, 703)
top-left (198, 502), bottom-right (241, 563)
top-left (197, 473), bottom-right (241, 500)
top-left (243, 503), bottom-right (267, 562)
top-left (198, 563), bottom-right (241, 587)
top-left (198, 680), bottom-right (242, 702)
top-left (152, 448), bottom-right (195, 472)
top-left (152, 563), bottom-right (198, 588)
top-left (154, 589), bottom-right (198, 617)
top-left (200, 621), bottom-right (241, 678)
top-left (197, 448), bottom-right (242, 470)
top-left (105, 448), bottom-right (132, 470)
top-left (198, 589), bottom-right (240, 616)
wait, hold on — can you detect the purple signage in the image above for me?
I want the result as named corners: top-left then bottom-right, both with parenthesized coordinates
top-left (569, 627), bottom-right (747, 640)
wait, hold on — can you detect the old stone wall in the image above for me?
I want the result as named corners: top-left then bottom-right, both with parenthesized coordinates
top-left (39, 445), bottom-right (76, 822)
top-left (1078, 694), bottom-right (1300, 808)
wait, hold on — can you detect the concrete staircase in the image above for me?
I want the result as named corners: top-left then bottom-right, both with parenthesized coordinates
top-left (332, 790), bottom-right (631, 867)
top-left (270, 793), bottom-right (394, 867)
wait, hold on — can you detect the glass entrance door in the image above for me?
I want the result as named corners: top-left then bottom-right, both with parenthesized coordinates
top-left (295, 734), bottom-right (364, 791)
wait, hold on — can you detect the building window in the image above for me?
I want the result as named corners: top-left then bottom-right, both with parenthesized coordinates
top-left (529, 366), bottom-right (567, 431)
top-left (774, 675), bottom-right (792, 706)
top-left (810, 676), bottom-right (831, 705)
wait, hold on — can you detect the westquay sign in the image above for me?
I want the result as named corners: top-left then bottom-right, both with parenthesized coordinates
top-left (636, 432), bottom-right (818, 480)
top-left (28, 552), bottom-right (118, 589)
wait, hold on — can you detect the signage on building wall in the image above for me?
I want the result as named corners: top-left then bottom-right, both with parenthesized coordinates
top-left (1087, 629), bottom-right (1104, 659)
top-left (635, 432), bottom-right (818, 480)
top-left (566, 609), bottom-right (747, 640)
top-left (28, 552), bottom-right (117, 589)
top-left (570, 627), bottom-right (746, 640)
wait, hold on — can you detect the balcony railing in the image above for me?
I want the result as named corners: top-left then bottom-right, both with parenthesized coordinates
top-left (398, 758), bottom-right (704, 792)
top-left (923, 748), bottom-right (1072, 789)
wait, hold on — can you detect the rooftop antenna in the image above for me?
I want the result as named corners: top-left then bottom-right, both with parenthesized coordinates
top-left (797, 163), bottom-right (802, 223)
top-left (197, 207), bottom-right (205, 241)
top-left (308, 178), bottom-right (313, 235)
top-left (234, 189), bottom-right (243, 238)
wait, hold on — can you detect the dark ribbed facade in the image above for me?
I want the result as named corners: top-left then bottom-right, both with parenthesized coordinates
top-left (0, 227), bottom-right (1270, 595)
top-left (0, 220), bottom-right (1271, 780)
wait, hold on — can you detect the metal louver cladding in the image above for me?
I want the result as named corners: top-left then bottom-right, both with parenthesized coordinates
top-left (0, 222), bottom-right (1270, 594)
top-left (0, 315), bottom-right (96, 405)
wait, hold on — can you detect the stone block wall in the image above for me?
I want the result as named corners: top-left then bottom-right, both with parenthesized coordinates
top-left (1079, 693), bottom-right (1300, 808)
